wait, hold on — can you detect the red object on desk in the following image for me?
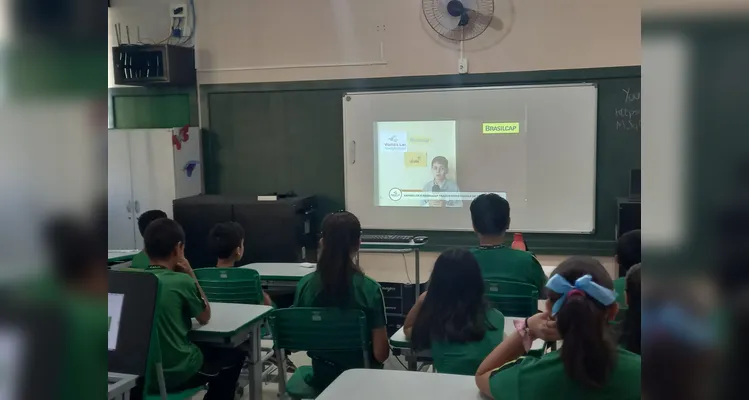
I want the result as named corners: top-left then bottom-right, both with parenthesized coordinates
top-left (511, 233), bottom-right (527, 251)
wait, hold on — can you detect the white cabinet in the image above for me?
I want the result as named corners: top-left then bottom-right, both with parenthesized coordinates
top-left (107, 127), bottom-right (203, 250)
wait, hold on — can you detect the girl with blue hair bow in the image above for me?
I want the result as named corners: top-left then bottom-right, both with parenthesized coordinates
top-left (476, 257), bottom-right (641, 400)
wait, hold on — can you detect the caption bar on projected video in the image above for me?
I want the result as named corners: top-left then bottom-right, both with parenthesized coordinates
top-left (400, 191), bottom-right (507, 201)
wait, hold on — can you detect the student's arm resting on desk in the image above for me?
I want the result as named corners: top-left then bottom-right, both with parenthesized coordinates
top-left (475, 312), bottom-right (559, 398)
top-left (403, 291), bottom-right (428, 339)
top-left (475, 331), bottom-right (526, 399)
top-left (177, 259), bottom-right (211, 324)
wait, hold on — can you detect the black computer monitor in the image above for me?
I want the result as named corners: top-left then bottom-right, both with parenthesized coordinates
top-left (0, 295), bottom-right (65, 399)
top-left (108, 270), bottom-right (159, 376)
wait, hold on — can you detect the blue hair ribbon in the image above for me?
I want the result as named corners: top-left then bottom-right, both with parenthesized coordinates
top-left (546, 274), bottom-right (617, 316)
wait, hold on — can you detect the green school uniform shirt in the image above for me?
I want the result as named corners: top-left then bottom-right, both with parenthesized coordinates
top-left (147, 266), bottom-right (207, 392)
top-left (614, 277), bottom-right (628, 309)
top-left (471, 246), bottom-right (547, 294)
top-left (130, 250), bottom-right (150, 269)
top-left (293, 271), bottom-right (387, 391)
top-left (490, 347), bottom-right (641, 400)
top-left (431, 308), bottom-right (505, 376)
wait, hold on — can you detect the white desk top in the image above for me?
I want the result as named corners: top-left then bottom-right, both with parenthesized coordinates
top-left (390, 316), bottom-right (544, 350)
top-left (191, 302), bottom-right (272, 334)
top-left (108, 250), bottom-right (140, 260)
top-left (317, 369), bottom-right (483, 400)
top-left (239, 262), bottom-right (316, 279)
top-left (542, 265), bottom-right (556, 277)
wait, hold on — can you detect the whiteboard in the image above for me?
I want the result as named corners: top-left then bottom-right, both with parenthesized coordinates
top-left (343, 84), bottom-right (598, 233)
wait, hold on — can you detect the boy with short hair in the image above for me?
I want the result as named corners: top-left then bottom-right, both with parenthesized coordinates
top-left (208, 222), bottom-right (272, 306)
top-left (469, 193), bottom-right (546, 294)
top-left (130, 209), bottom-right (168, 269)
top-left (144, 218), bottom-right (243, 399)
top-left (613, 229), bottom-right (641, 308)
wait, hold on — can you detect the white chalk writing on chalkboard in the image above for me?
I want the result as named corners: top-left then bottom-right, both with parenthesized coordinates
top-left (615, 87), bottom-right (641, 132)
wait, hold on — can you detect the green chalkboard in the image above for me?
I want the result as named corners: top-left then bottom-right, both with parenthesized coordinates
top-left (200, 66), bottom-right (640, 255)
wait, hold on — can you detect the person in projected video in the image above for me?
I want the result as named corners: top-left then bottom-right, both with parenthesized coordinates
top-left (422, 156), bottom-right (462, 207)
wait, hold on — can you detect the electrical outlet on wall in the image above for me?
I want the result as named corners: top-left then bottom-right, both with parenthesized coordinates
top-left (458, 58), bottom-right (469, 74)
top-left (171, 4), bottom-right (188, 18)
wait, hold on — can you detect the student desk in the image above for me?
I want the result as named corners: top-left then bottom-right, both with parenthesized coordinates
top-left (543, 265), bottom-right (556, 277)
top-left (239, 262), bottom-right (316, 291)
top-left (107, 372), bottom-right (139, 400)
top-left (108, 250), bottom-right (140, 262)
top-left (108, 250), bottom-right (140, 269)
top-left (390, 316), bottom-right (545, 371)
top-left (189, 302), bottom-right (273, 400)
top-left (360, 241), bottom-right (426, 297)
top-left (317, 369), bottom-right (482, 400)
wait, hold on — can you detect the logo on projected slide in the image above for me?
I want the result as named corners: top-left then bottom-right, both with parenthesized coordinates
top-left (409, 136), bottom-right (431, 144)
top-left (482, 122), bottom-right (520, 134)
top-left (380, 131), bottom-right (408, 152)
top-left (388, 188), bottom-right (403, 201)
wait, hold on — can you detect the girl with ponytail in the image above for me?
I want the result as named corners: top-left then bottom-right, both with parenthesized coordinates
top-left (293, 211), bottom-right (389, 391)
top-left (476, 256), bottom-right (641, 399)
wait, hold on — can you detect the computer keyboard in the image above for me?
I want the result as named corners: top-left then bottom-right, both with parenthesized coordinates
top-left (362, 234), bottom-right (426, 244)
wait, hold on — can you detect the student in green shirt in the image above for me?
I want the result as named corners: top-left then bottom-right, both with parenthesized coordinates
top-left (293, 211), bottom-right (389, 391)
top-left (208, 221), bottom-right (272, 306)
top-left (476, 256), bottom-right (641, 400)
top-left (130, 209), bottom-right (167, 269)
top-left (143, 218), bottom-right (244, 400)
top-left (405, 248), bottom-right (504, 375)
top-left (469, 194), bottom-right (546, 294)
top-left (613, 229), bottom-right (641, 308)
top-left (619, 263), bottom-right (641, 355)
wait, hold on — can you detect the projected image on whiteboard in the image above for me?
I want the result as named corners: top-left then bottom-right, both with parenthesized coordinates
top-left (376, 120), bottom-right (501, 208)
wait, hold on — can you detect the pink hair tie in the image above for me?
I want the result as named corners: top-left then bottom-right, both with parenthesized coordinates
top-left (514, 319), bottom-right (535, 352)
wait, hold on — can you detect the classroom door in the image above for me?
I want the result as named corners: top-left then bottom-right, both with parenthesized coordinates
top-left (128, 129), bottom-right (177, 249)
top-left (107, 130), bottom-right (137, 249)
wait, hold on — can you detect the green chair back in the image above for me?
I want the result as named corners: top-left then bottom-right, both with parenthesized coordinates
top-left (269, 308), bottom-right (371, 399)
top-left (269, 308), bottom-right (370, 359)
top-left (485, 279), bottom-right (539, 318)
top-left (194, 267), bottom-right (264, 305)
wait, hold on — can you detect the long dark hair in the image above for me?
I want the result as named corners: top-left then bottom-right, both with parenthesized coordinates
top-left (619, 263), bottom-right (641, 354)
top-left (314, 212), bottom-right (362, 307)
top-left (411, 248), bottom-right (495, 350)
top-left (549, 256), bottom-right (617, 388)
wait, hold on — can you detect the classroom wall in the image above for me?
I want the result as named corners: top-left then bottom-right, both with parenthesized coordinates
top-left (194, 0), bottom-right (640, 84)
top-left (109, 0), bottom-right (640, 86)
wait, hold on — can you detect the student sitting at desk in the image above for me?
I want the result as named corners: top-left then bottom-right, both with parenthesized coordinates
top-left (619, 263), bottom-right (641, 355)
top-left (613, 229), bottom-right (641, 309)
top-left (143, 218), bottom-right (244, 400)
top-left (208, 221), bottom-right (272, 306)
top-left (476, 257), bottom-right (641, 400)
top-left (130, 209), bottom-right (168, 269)
top-left (405, 248), bottom-right (505, 375)
top-left (469, 194), bottom-right (546, 294)
top-left (293, 211), bottom-right (389, 391)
